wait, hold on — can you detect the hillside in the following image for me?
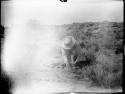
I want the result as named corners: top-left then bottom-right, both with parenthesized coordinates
top-left (2, 21), bottom-right (123, 94)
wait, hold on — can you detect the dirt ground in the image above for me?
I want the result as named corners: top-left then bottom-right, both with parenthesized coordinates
top-left (12, 59), bottom-right (122, 94)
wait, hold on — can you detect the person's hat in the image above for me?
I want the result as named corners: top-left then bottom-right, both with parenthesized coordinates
top-left (62, 36), bottom-right (76, 49)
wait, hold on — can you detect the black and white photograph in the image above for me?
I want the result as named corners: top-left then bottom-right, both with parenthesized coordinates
top-left (1, 0), bottom-right (123, 94)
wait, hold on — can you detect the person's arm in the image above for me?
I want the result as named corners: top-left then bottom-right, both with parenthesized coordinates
top-left (74, 56), bottom-right (80, 64)
top-left (75, 43), bottom-right (83, 55)
top-left (75, 43), bottom-right (83, 62)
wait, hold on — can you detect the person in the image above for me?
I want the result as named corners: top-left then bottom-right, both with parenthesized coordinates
top-left (61, 36), bottom-right (82, 71)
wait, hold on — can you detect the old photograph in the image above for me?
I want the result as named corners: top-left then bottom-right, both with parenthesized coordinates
top-left (1, 0), bottom-right (123, 94)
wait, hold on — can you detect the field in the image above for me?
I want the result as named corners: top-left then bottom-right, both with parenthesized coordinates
top-left (2, 21), bottom-right (123, 93)
top-left (56, 21), bottom-right (123, 89)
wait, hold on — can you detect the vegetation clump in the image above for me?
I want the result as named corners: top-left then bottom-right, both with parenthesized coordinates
top-left (61, 22), bottom-right (123, 89)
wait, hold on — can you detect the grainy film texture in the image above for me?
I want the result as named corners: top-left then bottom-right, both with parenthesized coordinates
top-left (1, 0), bottom-right (123, 94)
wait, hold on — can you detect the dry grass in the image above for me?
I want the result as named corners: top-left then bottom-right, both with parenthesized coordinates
top-left (74, 50), bottom-right (122, 89)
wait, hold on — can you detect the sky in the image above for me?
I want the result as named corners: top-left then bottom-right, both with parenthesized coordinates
top-left (2, 0), bottom-right (123, 25)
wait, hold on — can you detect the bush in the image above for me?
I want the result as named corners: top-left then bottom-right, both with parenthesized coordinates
top-left (63, 22), bottom-right (123, 89)
top-left (77, 50), bottom-right (122, 89)
top-left (73, 47), bottom-right (97, 70)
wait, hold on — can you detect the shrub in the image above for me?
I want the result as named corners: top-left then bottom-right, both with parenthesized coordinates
top-left (63, 22), bottom-right (123, 89)
top-left (76, 50), bottom-right (122, 89)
